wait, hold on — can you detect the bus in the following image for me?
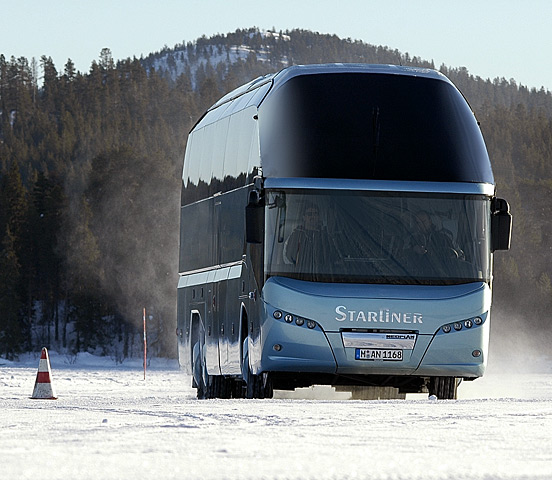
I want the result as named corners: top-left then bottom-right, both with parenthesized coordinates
top-left (176, 64), bottom-right (512, 400)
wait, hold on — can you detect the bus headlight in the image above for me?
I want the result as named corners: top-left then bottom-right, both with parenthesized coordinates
top-left (273, 308), bottom-right (319, 330)
top-left (440, 314), bottom-right (486, 334)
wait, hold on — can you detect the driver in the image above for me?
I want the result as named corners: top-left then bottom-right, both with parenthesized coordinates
top-left (283, 203), bottom-right (337, 274)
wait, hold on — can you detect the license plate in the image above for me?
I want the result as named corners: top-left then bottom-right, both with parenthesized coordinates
top-left (355, 348), bottom-right (403, 361)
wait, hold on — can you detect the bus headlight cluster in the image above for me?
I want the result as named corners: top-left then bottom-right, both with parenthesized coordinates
top-left (441, 316), bottom-right (484, 334)
top-left (272, 310), bottom-right (318, 329)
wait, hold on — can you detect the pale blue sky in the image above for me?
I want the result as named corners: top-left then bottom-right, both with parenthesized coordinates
top-left (1, 0), bottom-right (550, 90)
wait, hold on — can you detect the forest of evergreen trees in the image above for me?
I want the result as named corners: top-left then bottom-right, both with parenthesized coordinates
top-left (1, 28), bottom-right (551, 360)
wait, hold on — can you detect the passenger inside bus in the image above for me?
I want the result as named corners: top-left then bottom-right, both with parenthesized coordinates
top-left (407, 211), bottom-right (464, 260)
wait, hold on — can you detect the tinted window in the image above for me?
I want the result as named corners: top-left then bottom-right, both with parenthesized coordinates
top-left (259, 73), bottom-right (493, 183)
top-left (179, 198), bottom-right (213, 272)
top-left (217, 189), bottom-right (248, 265)
top-left (182, 107), bottom-right (259, 205)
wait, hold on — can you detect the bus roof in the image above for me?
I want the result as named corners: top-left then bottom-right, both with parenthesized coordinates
top-left (272, 63), bottom-right (450, 85)
top-left (207, 64), bottom-right (451, 112)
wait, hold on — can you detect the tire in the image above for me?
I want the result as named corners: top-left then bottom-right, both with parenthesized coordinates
top-left (192, 321), bottom-right (218, 400)
top-left (246, 371), bottom-right (273, 399)
top-left (193, 336), bottom-right (237, 399)
top-left (192, 340), bottom-right (208, 399)
top-left (242, 338), bottom-right (273, 399)
top-left (245, 370), bottom-right (262, 399)
top-left (215, 376), bottom-right (232, 399)
top-left (429, 376), bottom-right (458, 400)
top-left (231, 378), bottom-right (246, 398)
top-left (261, 372), bottom-right (273, 399)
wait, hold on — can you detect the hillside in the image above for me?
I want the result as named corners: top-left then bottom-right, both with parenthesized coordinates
top-left (1, 27), bottom-right (551, 359)
top-left (142, 28), bottom-right (552, 115)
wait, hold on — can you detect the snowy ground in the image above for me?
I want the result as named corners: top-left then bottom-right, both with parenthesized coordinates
top-left (1, 351), bottom-right (552, 480)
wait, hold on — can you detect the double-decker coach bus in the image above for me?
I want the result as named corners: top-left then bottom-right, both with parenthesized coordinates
top-left (176, 64), bottom-right (512, 400)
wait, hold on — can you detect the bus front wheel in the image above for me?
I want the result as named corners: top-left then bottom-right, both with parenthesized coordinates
top-left (429, 376), bottom-right (458, 400)
top-left (242, 339), bottom-right (273, 399)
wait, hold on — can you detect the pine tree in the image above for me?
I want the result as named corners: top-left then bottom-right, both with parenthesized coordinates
top-left (0, 160), bottom-right (29, 261)
top-left (29, 173), bottom-right (66, 343)
top-left (0, 226), bottom-right (26, 358)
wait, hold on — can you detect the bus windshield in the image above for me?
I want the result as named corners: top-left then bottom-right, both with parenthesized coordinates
top-left (264, 190), bottom-right (491, 285)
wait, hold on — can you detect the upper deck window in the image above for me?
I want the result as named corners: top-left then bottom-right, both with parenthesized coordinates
top-left (259, 73), bottom-right (494, 183)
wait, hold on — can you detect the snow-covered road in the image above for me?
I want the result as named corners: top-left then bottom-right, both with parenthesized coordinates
top-left (1, 353), bottom-right (551, 480)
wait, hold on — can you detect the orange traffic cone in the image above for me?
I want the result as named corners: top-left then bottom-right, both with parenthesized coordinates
top-left (31, 347), bottom-right (57, 399)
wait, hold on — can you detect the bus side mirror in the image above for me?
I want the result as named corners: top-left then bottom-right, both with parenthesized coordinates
top-left (491, 197), bottom-right (512, 252)
top-left (246, 190), bottom-right (264, 244)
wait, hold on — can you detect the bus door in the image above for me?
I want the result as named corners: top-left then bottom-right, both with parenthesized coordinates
top-left (223, 263), bottom-right (248, 375)
top-left (204, 276), bottom-right (221, 376)
top-left (213, 196), bottom-right (226, 374)
top-left (216, 192), bottom-right (247, 375)
top-left (217, 268), bottom-right (243, 376)
top-left (214, 269), bottom-right (229, 371)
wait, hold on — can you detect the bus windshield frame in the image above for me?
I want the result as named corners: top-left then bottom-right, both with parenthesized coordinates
top-left (264, 189), bottom-right (491, 286)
